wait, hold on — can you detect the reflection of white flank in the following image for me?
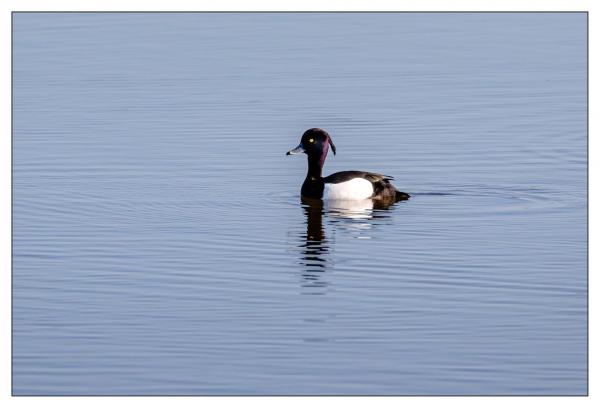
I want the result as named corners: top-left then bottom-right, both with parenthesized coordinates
top-left (326, 199), bottom-right (374, 220)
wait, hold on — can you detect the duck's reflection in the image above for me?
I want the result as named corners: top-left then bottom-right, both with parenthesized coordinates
top-left (298, 198), bottom-right (329, 293)
top-left (297, 196), bottom-right (401, 294)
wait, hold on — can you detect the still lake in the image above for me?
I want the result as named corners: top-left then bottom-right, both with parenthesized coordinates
top-left (12, 13), bottom-right (587, 395)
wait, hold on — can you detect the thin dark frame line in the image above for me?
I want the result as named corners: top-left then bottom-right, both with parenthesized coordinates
top-left (10, 10), bottom-right (589, 397)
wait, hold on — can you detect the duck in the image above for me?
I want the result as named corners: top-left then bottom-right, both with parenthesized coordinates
top-left (286, 128), bottom-right (410, 202)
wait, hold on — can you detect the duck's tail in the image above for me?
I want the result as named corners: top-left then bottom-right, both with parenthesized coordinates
top-left (395, 190), bottom-right (410, 201)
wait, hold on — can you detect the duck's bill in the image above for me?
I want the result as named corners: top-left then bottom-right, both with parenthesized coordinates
top-left (286, 144), bottom-right (304, 155)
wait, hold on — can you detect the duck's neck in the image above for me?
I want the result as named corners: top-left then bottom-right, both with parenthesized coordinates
top-left (306, 155), bottom-right (324, 179)
top-left (302, 158), bottom-right (325, 199)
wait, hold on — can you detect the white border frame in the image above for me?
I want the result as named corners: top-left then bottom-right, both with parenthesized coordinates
top-left (2, 1), bottom-right (595, 407)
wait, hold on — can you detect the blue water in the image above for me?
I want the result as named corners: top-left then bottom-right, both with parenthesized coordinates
top-left (12, 13), bottom-right (587, 395)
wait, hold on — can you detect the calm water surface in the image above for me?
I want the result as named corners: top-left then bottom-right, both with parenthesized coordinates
top-left (13, 13), bottom-right (587, 395)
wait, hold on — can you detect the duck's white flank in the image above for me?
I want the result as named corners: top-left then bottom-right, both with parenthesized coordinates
top-left (324, 178), bottom-right (373, 200)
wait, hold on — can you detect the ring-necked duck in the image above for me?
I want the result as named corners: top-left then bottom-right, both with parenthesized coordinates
top-left (287, 128), bottom-right (410, 202)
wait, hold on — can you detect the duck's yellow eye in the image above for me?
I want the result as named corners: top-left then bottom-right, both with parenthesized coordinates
top-left (308, 138), bottom-right (314, 143)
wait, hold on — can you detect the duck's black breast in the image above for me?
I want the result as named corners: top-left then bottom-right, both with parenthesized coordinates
top-left (301, 177), bottom-right (325, 199)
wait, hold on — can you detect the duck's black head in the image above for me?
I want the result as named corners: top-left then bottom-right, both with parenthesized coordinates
top-left (286, 128), bottom-right (336, 159)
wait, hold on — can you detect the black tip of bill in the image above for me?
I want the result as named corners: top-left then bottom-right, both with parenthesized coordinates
top-left (286, 144), bottom-right (305, 156)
